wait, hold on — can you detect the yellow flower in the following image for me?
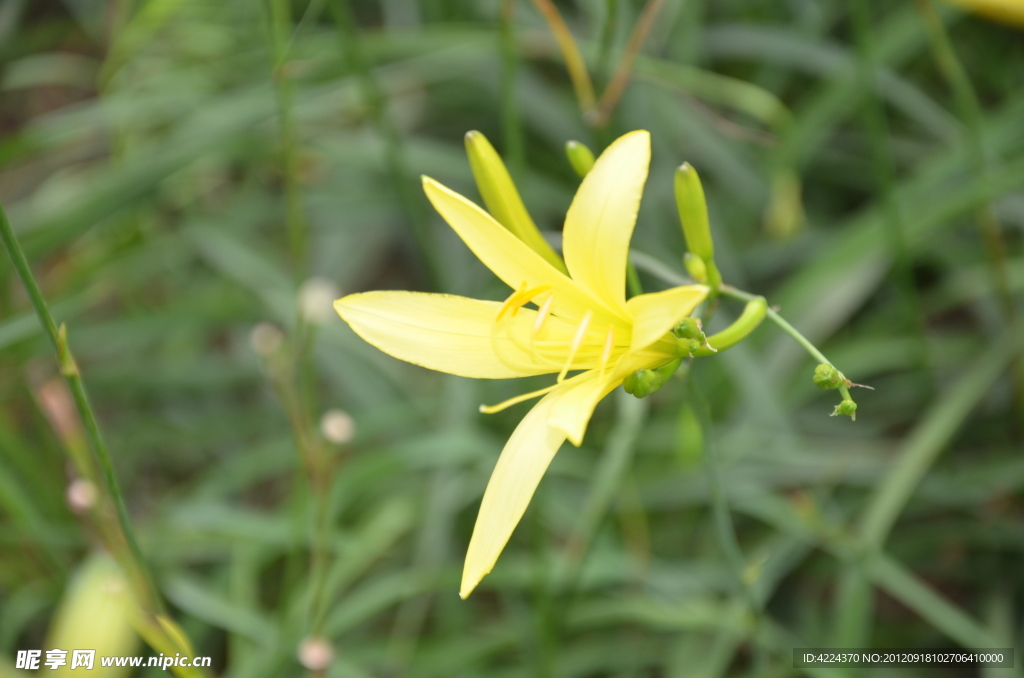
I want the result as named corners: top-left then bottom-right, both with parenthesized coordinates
top-left (334, 130), bottom-right (708, 598)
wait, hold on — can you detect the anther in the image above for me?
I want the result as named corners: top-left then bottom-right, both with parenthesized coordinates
top-left (497, 282), bottom-right (530, 321)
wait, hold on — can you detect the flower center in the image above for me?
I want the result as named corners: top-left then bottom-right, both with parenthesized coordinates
top-left (480, 282), bottom-right (631, 414)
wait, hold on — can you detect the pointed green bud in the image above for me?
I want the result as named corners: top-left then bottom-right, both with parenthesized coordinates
top-left (813, 363), bottom-right (845, 390)
top-left (565, 140), bottom-right (595, 178)
top-left (624, 358), bottom-right (682, 398)
top-left (683, 252), bottom-right (707, 283)
top-left (674, 163), bottom-right (714, 263)
top-left (464, 131), bottom-right (568, 274)
top-left (832, 399), bottom-right (857, 420)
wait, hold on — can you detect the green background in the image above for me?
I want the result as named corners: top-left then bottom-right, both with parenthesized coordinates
top-left (1, 0), bottom-right (1022, 676)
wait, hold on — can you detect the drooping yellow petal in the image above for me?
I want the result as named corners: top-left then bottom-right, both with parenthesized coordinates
top-left (625, 284), bottom-right (709, 353)
top-left (464, 131), bottom-right (568, 274)
top-left (547, 370), bottom-right (622, 446)
top-left (335, 291), bottom-right (573, 379)
top-left (461, 392), bottom-right (567, 598)
top-left (422, 177), bottom-right (628, 328)
top-left (562, 130), bottom-right (651, 316)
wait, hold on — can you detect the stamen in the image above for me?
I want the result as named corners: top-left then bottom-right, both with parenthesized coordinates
top-left (532, 294), bottom-right (554, 335)
top-left (496, 282), bottom-right (529, 321)
top-left (496, 282), bottom-right (553, 320)
top-left (558, 311), bottom-right (592, 383)
top-left (479, 383), bottom-right (561, 414)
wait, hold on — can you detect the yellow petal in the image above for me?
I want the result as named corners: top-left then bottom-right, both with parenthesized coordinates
top-left (422, 177), bottom-right (628, 328)
top-left (464, 131), bottom-right (568, 274)
top-left (335, 290), bottom-right (574, 379)
top-left (548, 370), bottom-right (621, 446)
top-left (625, 284), bottom-right (709, 353)
top-left (562, 130), bottom-right (651, 316)
top-left (461, 392), bottom-right (566, 598)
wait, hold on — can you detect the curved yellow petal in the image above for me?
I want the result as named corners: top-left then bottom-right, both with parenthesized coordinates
top-left (626, 284), bottom-right (709, 353)
top-left (562, 130), bottom-right (651, 316)
top-left (548, 370), bottom-right (621, 446)
top-left (461, 392), bottom-right (566, 598)
top-left (422, 178), bottom-right (627, 328)
top-left (335, 291), bottom-right (574, 379)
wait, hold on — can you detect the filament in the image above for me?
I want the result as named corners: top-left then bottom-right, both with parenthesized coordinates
top-left (599, 326), bottom-right (615, 378)
top-left (557, 311), bottom-right (592, 383)
top-left (532, 294), bottom-right (554, 335)
top-left (479, 382), bottom-right (561, 414)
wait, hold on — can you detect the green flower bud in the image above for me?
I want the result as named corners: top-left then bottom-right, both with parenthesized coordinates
top-left (673, 317), bottom-right (704, 341)
top-left (623, 369), bottom-right (658, 398)
top-left (465, 131), bottom-right (568, 274)
top-left (624, 358), bottom-right (682, 398)
top-left (674, 163), bottom-right (714, 263)
top-left (47, 553), bottom-right (139, 677)
top-left (565, 140), bottom-right (595, 178)
top-left (683, 252), bottom-right (707, 283)
top-left (813, 363), bottom-right (844, 390)
top-left (832, 399), bottom-right (857, 420)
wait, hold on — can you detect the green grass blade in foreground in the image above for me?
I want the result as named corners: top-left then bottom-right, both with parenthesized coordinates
top-left (0, 201), bottom-right (207, 678)
top-left (860, 329), bottom-right (1017, 547)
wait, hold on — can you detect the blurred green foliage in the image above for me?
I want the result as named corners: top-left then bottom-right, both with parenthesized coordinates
top-left (1, 0), bottom-right (1023, 676)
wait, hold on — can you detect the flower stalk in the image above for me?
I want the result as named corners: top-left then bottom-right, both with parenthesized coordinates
top-left (0, 202), bottom-right (205, 678)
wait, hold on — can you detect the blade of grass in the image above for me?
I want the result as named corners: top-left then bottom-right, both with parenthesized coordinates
top-left (861, 328), bottom-right (1016, 547)
top-left (867, 553), bottom-right (1002, 648)
top-left (0, 202), bottom-right (207, 678)
top-left (592, 0), bottom-right (668, 127)
top-left (0, 201), bottom-right (156, 609)
top-left (527, 0), bottom-right (597, 114)
top-left (265, 0), bottom-right (309, 274)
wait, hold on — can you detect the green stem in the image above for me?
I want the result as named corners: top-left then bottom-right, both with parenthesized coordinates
top-left (720, 285), bottom-right (852, 402)
top-left (0, 202), bottom-right (162, 613)
top-left (267, 0), bottom-right (308, 274)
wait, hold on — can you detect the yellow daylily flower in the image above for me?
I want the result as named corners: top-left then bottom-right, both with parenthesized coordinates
top-left (334, 130), bottom-right (708, 598)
